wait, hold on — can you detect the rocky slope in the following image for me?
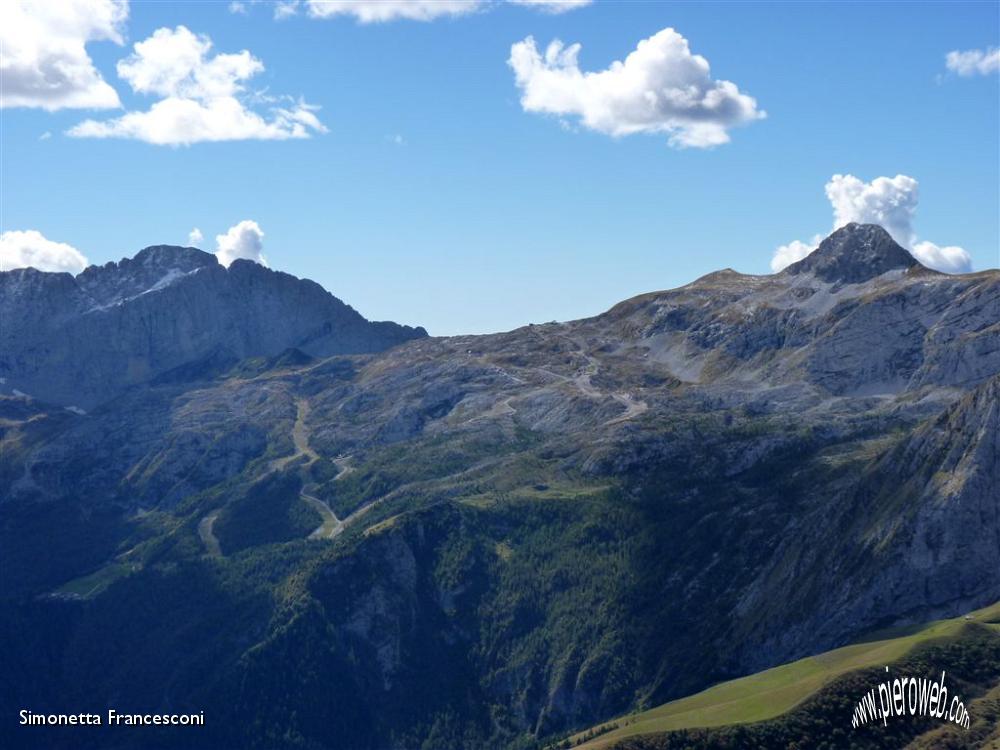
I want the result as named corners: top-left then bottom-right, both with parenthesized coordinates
top-left (0, 223), bottom-right (997, 750)
top-left (0, 245), bottom-right (426, 408)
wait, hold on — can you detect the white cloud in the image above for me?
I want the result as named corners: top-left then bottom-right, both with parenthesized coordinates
top-left (39, 131), bottom-right (52, 140)
top-left (508, 0), bottom-right (592, 12)
top-left (770, 235), bottom-right (822, 273)
top-left (825, 174), bottom-right (919, 248)
top-left (771, 174), bottom-right (973, 274)
top-left (305, 0), bottom-right (484, 22)
top-left (911, 241), bottom-right (974, 274)
top-left (228, 1), bottom-right (248, 13)
top-left (215, 220), bottom-right (267, 267)
top-left (284, 0), bottom-right (590, 22)
top-left (508, 29), bottom-right (764, 148)
top-left (188, 228), bottom-right (204, 246)
top-left (945, 47), bottom-right (1000, 76)
top-left (274, 1), bottom-right (300, 19)
top-left (0, 230), bottom-right (89, 274)
top-left (0, 0), bottom-right (126, 111)
top-left (67, 26), bottom-right (327, 145)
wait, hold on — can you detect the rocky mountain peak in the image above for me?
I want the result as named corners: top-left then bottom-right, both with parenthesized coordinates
top-left (783, 223), bottom-right (923, 284)
top-left (76, 245), bottom-right (219, 303)
top-left (1, 244), bottom-right (426, 408)
top-left (132, 244), bottom-right (218, 270)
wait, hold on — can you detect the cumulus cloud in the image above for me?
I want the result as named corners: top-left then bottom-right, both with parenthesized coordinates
top-left (215, 220), bottom-right (267, 267)
top-left (770, 236), bottom-right (822, 273)
top-left (508, 0), bottom-right (592, 12)
top-left (68, 26), bottom-right (327, 145)
top-left (771, 174), bottom-right (973, 274)
top-left (825, 174), bottom-right (919, 248)
top-left (508, 28), bottom-right (764, 148)
top-left (0, 0), bottom-right (126, 111)
top-left (0, 230), bottom-right (89, 274)
top-left (911, 241), bottom-right (975, 275)
top-left (304, 0), bottom-right (484, 22)
top-left (188, 228), bottom-right (204, 246)
top-left (945, 47), bottom-right (1000, 76)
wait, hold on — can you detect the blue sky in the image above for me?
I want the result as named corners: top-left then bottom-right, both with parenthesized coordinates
top-left (2, 0), bottom-right (999, 334)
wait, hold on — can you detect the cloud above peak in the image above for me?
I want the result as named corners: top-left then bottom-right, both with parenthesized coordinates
top-left (68, 26), bottom-right (327, 145)
top-left (825, 174), bottom-right (919, 249)
top-left (215, 220), bottom-right (267, 267)
top-left (0, 0), bottom-right (126, 111)
top-left (508, 28), bottom-right (764, 148)
top-left (771, 174), bottom-right (972, 274)
top-left (0, 230), bottom-right (90, 274)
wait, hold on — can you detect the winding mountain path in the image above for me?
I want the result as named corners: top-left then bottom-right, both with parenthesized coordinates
top-left (537, 336), bottom-right (651, 426)
top-left (269, 398), bottom-right (319, 473)
top-left (303, 489), bottom-right (342, 539)
top-left (199, 396), bottom-right (343, 556)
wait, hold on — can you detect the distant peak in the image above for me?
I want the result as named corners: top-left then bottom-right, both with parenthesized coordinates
top-left (783, 223), bottom-right (922, 284)
top-left (131, 245), bottom-right (219, 271)
top-left (75, 245), bottom-right (219, 304)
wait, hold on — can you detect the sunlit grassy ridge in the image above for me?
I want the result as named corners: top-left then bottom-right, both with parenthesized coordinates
top-left (570, 600), bottom-right (1000, 749)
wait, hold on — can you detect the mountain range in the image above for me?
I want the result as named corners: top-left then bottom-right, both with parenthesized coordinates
top-left (1, 223), bottom-right (997, 750)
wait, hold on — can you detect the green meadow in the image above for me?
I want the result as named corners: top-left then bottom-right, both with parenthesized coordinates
top-left (570, 600), bottom-right (1000, 749)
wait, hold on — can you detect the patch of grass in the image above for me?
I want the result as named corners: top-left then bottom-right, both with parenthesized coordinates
top-left (570, 600), bottom-right (1000, 749)
top-left (55, 561), bottom-right (137, 599)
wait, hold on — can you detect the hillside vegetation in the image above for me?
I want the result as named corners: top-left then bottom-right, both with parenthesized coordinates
top-left (569, 601), bottom-right (1000, 749)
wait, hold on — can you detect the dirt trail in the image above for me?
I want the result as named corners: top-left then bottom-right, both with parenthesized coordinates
top-left (199, 397), bottom-right (342, 556)
top-left (198, 510), bottom-right (223, 557)
top-left (607, 393), bottom-right (649, 424)
top-left (332, 455), bottom-right (355, 481)
top-left (269, 398), bottom-right (319, 473)
top-left (556, 336), bottom-right (650, 425)
top-left (275, 399), bottom-right (341, 541)
top-left (303, 489), bottom-right (343, 539)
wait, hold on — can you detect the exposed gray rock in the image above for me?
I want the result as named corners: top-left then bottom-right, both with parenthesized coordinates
top-left (783, 222), bottom-right (920, 283)
top-left (733, 375), bottom-right (1000, 673)
top-left (0, 246), bottom-right (426, 408)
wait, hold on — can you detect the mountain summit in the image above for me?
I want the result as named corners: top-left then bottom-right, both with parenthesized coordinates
top-left (75, 245), bottom-right (219, 305)
top-left (0, 247), bottom-right (427, 408)
top-left (783, 222), bottom-right (922, 283)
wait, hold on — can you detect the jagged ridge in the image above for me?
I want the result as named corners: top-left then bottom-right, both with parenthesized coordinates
top-left (0, 246), bottom-right (427, 408)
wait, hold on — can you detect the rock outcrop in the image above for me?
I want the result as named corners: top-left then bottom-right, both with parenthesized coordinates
top-left (783, 222), bottom-right (920, 283)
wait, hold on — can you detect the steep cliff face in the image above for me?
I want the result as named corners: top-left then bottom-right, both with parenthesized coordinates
top-left (729, 374), bottom-right (1000, 672)
top-left (0, 246), bottom-right (426, 408)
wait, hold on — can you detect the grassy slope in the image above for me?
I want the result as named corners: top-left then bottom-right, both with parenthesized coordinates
top-left (54, 561), bottom-right (137, 598)
top-left (570, 600), bottom-right (1000, 749)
